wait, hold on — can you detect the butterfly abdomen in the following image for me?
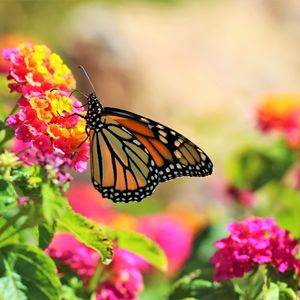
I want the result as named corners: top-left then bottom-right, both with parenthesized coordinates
top-left (86, 93), bottom-right (103, 130)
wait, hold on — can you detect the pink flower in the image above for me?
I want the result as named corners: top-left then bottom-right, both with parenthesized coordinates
top-left (18, 196), bottom-right (30, 205)
top-left (67, 183), bottom-right (117, 224)
top-left (46, 233), bottom-right (145, 299)
top-left (138, 214), bottom-right (193, 274)
top-left (96, 268), bottom-right (143, 300)
top-left (210, 216), bottom-right (300, 281)
top-left (46, 233), bottom-right (100, 281)
top-left (226, 185), bottom-right (255, 208)
top-left (113, 249), bottom-right (149, 273)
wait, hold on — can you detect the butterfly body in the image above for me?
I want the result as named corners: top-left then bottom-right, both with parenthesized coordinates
top-left (84, 92), bottom-right (213, 203)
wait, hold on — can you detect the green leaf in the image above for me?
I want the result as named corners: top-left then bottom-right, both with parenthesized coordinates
top-left (0, 244), bottom-right (61, 300)
top-left (58, 205), bottom-right (113, 264)
top-left (263, 266), bottom-right (298, 300)
top-left (11, 166), bottom-right (43, 199)
top-left (227, 140), bottom-right (296, 190)
top-left (0, 217), bottom-right (19, 247)
top-left (264, 282), bottom-right (279, 300)
top-left (61, 285), bottom-right (84, 300)
top-left (0, 273), bottom-right (27, 300)
top-left (0, 177), bottom-right (17, 212)
top-left (0, 124), bottom-right (14, 148)
top-left (113, 229), bottom-right (167, 271)
top-left (259, 184), bottom-right (300, 237)
top-left (36, 223), bottom-right (56, 250)
top-left (41, 183), bottom-right (67, 224)
top-left (168, 270), bottom-right (239, 300)
top-left (60, 277), bottom-right (87, 300)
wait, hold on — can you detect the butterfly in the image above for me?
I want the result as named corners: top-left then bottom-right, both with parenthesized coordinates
top-left (74, 68), bottom-right (213, 203)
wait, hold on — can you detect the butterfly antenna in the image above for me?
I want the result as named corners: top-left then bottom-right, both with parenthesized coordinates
top-left (78, 65), bottom-right (96, 94)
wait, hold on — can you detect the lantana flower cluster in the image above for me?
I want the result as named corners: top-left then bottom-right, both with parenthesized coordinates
top-left (210, 216), bottom-right (300, 281)
top-left (2, 43), bottom-right (89, 182)
top-left (257, 94), bottom-right (300, 149)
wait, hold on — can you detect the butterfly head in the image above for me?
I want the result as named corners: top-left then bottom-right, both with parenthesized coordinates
top-left (86, 92), bottom-right (103, 129)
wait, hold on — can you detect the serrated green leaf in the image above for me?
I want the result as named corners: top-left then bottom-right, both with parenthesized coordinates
top-left (41, 183), bottom-right (67, 224)
top-left (113, 229), bottom-right (167, 271)
top-left (58, 206), bottom-right (113, 264)
top-left (0, 177), bottom-right (17, 212)
top-left (0, 244), bottom-right (60, 300)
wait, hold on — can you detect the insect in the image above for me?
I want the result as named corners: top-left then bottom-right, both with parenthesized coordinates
top-left (76, 67), bottom-right (213, 203)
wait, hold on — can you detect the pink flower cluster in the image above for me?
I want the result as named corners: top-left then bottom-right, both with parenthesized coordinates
top-left (96, 250), bottom-right (144, 300)
top-left (210, 216), bottom-right (300, 281)
top-left (2, 43), bottom-right (89, 183)
top-left (46, 183), bottom-right (195, 299)
top-left (46, 233), bottom-right (100, 281)
top-left (47, 234), bottom-right (144, 300)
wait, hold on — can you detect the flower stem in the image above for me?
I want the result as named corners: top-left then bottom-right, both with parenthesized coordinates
top-left (87, 261), bottom-right (105, 293)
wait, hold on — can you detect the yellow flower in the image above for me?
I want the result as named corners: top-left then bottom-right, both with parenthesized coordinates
top-left (51, 95), bottom-right (73, 116)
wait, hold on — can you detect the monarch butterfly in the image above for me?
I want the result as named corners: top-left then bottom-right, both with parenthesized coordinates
top-left (76, 68), bottom-right (213, 203)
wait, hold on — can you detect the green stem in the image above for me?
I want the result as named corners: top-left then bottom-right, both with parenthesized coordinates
top-left (87, 262), bottom-right (105, 293)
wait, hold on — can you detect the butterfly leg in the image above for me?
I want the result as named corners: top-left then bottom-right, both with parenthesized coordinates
top-left (71, 127), bottom-right (90, 159)
top-left (57, 112), bottom-right (86, 120)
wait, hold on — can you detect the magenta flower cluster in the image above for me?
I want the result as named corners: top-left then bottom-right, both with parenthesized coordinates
top-left (47, 234), bottom-right (144, 300)
top-left (210, 216), bottom-right (300, 281)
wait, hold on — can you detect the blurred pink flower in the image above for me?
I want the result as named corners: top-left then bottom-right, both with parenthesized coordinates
top-left (47, 233), bottom-right (145, 299)
top-left (138, 214), bottom-right (193, 274)
top-left (96, 268), bottom-right (143, 300)
top-left (210, 216), bottom-right (300, 281)
top-left (67, 183), bottom-right (117, 224)
top-left (46, 233), bottom-right (100, 281)
top-left (257, 94), bottom-right (300, 149)
top-left (113, 249), bottom-right (149, 273)
top-left (226, 185), bottom-right (255, 208)
top-left (18, 196), bottom-right (30, 205)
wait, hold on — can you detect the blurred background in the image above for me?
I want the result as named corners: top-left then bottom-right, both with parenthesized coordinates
top-left (1, 0), bottom-right (300, 298)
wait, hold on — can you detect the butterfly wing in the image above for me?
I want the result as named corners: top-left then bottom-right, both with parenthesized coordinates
top-left (90, 115), bottom-right (159, 202)
top-left (102, 107), bottom-right (213, 184)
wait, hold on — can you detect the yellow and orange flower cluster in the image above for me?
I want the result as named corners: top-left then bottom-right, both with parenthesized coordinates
top-left (3, 43), bottom-right (75, 96)
top-left (257, 94), bottom-right (300, 148)
top-left (3, 43), bottom-right (89, 179)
